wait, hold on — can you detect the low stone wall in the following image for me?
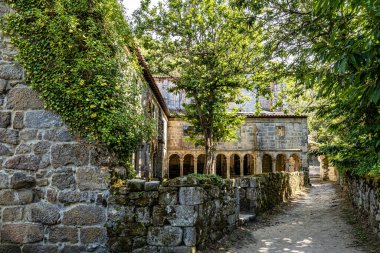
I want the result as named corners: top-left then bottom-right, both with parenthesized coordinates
top-left (238, 172), bottom-right (305, 213)
top-left (107, 176), bottom-right (239, 253)
top-left (340, 173), bottom-right (380, 238)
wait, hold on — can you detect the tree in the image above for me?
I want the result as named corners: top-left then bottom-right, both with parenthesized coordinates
top-left (133, 0), bottom-right (267, 173)
top-left (237, 0), bottom-right (380, 175)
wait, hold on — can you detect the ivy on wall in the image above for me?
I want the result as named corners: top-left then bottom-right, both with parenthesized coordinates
top-left (2, 0), bottom-right (153, 174)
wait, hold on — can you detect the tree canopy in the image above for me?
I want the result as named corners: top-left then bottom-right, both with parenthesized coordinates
top-left (237, 0), bottom-right (380, 175)
top-left (133, 0), bottom-right (268, 172)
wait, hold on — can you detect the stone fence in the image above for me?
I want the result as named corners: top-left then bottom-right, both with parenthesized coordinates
top-left (340, 173), bottom-right (380, 238)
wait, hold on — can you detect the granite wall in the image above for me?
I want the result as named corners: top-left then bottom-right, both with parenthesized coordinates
top-left (340, 173), bottom-right (380, 238)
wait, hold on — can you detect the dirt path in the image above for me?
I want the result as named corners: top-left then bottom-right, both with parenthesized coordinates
top-left (205, 179), bottom-right (379, 253)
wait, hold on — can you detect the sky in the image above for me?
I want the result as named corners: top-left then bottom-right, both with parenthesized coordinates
top-left (123, 0), bottom-right (160, 15)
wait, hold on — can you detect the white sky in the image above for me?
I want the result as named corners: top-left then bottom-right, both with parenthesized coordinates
top-left (123, 0), bottom-right (160, 15)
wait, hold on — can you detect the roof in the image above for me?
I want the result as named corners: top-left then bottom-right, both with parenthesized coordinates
top-left (134, 48), bottom-right (170, 117)
top-left (240, 113), bottom-right (307, 118)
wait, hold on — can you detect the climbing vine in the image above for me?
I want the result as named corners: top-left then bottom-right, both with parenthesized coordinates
top-left (2, 0), bottom-right (153, 175)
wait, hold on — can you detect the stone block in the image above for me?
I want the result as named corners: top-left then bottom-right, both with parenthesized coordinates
top-left (147, 226), bottom-right (183, 246)
top-left (0, 79), bottom-right (7, 94)
top-left (0, 190), bottom-right (18, 205)
top-left (145, 181), bottom-right (160, 191)
top-left (0, 63), bottom-right (23, 80)
top-left (183, 227), bottom-right (196, 246)
top-left (0, 144), bottom-right (12, 156)
top-left (22, 245), bottom-right (58, 253)
top-left (76, 166), bottom-right (108, 191)
top-left (152, 207), bottom-right (167, 226)
top-left (6, 88), bottom-right (43, 110)
top-left (2, 206), bottom-right (23, 222)
top-left (0, 224), bottom-right (44, 243)
top-left (0, 245), bottom-right (21, 253)
top-left (24, 110), bottom-right (62, 128)
top-left (128, 179), bottom-right (146, 191)
top-left (10, 172), bottom-right (36, 189)
top-left (166, 205), bottom-right (197, 226)
top-left (15, 143), bottom-right (31, 154)
top-left (4, 154), bottom-right (47, 171)
top-left (43, 128), bottom-right (72, 142)
top-left (62, 205), bottom-right (106, 226)
top-left (124, 222), bottom-right (148, 236)
top-left (52, 169), bottom-right (75, 190)
top-left (159, 191), bottom-right (178, 205)
top-left (80, 227), bottom-right (108, 244)
top-left (48, 226), bottom-right (78, 243)
top-left (26, 202), bottom-right (60, 225)
top-left (179, 187), bottom-right (204, 205)
top-left (18, 190), bottom-right (34, 204)
top-left (51, 143), bottom-right (89, 168)
top-left (61, 246), bottom-right (86, 253)
top-left (19, 129), bottom-right (37, 141)
top-left (136, 207), bottom-right (151, 223)
top-left (240, 178), bottom-right (250, 188)
top-left (0, 173), bottom-right (9, 189)
top-left (0, 111), bottom-right (11, 128)
top-left (0, 128), bottom-right (18, 145)
top-left (33, 141), bottom-right (51, 155)
top-left (12, 111), bottom-right (24, 129)
top-left (160, 246), bottom-right (195, 253)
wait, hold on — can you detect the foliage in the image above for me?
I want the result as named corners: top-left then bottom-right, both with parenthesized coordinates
top-left (237, 0), bottom-right (380, 176)
top-left (186, 173), bottom-right (225, 188)
top-left (2, 0), bottom-right (153, 174)
top-left (133, 0), bottom-right (268, 172)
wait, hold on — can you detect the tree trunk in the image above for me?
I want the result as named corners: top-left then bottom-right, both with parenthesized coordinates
top-left (204, 136), bottom-right (215, 174)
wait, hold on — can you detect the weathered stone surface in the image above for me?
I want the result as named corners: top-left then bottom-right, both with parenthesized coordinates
top-left (43, 128), bottom-right (71, 142)
top-left (152, 207), bottom-right (167, 226)
top-left (26, 202), bottom-right (60, 225)
top-left (52, 169), bottom-right (75, 190)
top-left (80, 227), bottom-right (108, 244)
top-left (62, 205), bottom-right (106, 225)
top-left (166, 205), bottom-right (197, 226)
top-left (0, 190), bottom-right (17, 205)
top-left (0, 128), bottom-right (18, 145)
top-left (6, 88), bottom-right (43, 110)
top-left (19, 129), bottom-right (37, 141)
top-left (136, 207), bottom-right (151, 224)
top-left (0, 111), bottom-right (11, 127)
top-left (76, 166), bottom-right (108, 191)
top-left (128, 179), bottom-right (146, 191)
top-left (0, 79), bottom-right (6, 94)
top-left (12, 111), bottom-right (24, 129)
top-left (159, 191), bottom-right (178, 205)
top-left (183, 227), bottom-right (196, 246)
top-left (22, 245), bottom-right (58, 253)
top-left (2, 206), bottom-right (23, 222)
top-left (49, 226), bottom-right (78, 243)
top-left (0, 143), bottom-right (12, 156)
top-left (145, 181), bottom-right (160, 191)
top-left (0, 245), bottom-right (21, 253)
top-left (147, 226), bottom-right (182, 246)
top-left (15, 143), bottom-right (31, 154)
top-left (33, 141), bottom-right (51, 155)
top-left (0, 63), bottom-right (23, 80)
top-left (159, 246), bottom-right (194, 253)
top-left (0, 224), bottom-right (44, 243)
top-left (61, 246), bottom-right (86, 253)
top-left (4, 154), bottom-right (47, 171)
top-left (179, 187), bottom-right (204, 205)
top-left (0, 173), bottom-right (9, 189)
top-left (24, 110), bottom-right (62, 128)
top-left (10, 172), bottom-right (36, 189)
top-left (17, 190), bottom-right (34, 204)
top-left (51, 144), bottom-right (89, 168)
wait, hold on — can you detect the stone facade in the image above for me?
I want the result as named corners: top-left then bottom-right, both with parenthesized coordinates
top-left (340, 173), bottom-right (380, 238)
top-left (166, 116), bottom-right (308, 181)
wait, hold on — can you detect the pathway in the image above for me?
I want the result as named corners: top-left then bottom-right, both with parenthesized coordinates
top-left (205, 179), bottom-right (378, 253)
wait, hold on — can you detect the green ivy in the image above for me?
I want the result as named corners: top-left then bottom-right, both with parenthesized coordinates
top-left (2, 0), bottom-right (153, 175)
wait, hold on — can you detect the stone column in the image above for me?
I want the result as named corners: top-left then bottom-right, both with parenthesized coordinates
top-left (256, 153), bottom-right (262, 174)
top-left (272, 159), bottom-right (276, 173)
top-left (194, 158), bottom-right (198, 174)
top-left (180, 158), bottom-right (184, 177)
top-left (226, 155), bottom-right (230, 179)
top-left (240, 157), bottom-right (244, 177)
top-left (286, 159), bottom-right (290, 172)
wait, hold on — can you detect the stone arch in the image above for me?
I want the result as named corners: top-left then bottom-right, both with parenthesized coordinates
top-left (289, 154), bottom-right (300, 172)
top-left (276, 154), bottom-right (286, 172)
top-left (216, 154), bottom-right (227, 178)
top-left (183, 154), bottom-right (194, 175)
top-left (262, 154), bottom-right (272, 173)
top-left (230, 154), bottom-right (241, 177)
top-left (197, 154), bottom-right (206, 174)
top-left (243, 154), bottom-right (255, 175)
top-left (169, 154), bottom-right (180, 178)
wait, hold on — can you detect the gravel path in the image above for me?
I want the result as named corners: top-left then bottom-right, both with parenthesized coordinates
top-left (205, 179), bottom-right (378, 253)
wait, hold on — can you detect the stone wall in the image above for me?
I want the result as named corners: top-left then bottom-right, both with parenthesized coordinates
top-left (238, 172), bottom-right (305, 213)
top-left (107, 176), bottom-right (239, 253)
top-left (340, 173), bottom-right (380, 238)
